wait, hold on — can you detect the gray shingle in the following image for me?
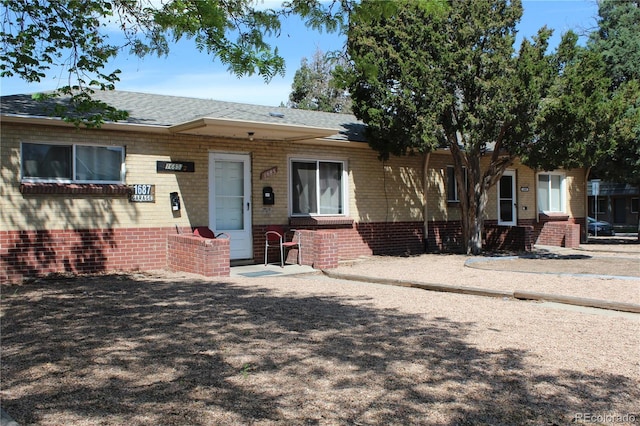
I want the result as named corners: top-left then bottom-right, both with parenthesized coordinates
top-left (1, 90), bottom-right (367, 142)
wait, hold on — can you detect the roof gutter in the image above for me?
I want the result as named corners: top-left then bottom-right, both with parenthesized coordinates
top-left (0, 113), bottom-right (172, 134)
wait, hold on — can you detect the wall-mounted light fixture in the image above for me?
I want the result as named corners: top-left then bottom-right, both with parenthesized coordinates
top-left (248, 132), bottom-right (255, 141)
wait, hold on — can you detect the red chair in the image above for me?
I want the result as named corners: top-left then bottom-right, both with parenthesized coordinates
top-left (264, 225), bottom-right (301, 267)
top-left (193, 226), bottom-right (229, 239)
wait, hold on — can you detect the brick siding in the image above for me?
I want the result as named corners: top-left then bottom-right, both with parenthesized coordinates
top-left (1, 227), bottom-right (171, 283)
top-left (535, 221), bottom-right (582, 248)
top-left (254, 221), bottom-right (426, 267)
top-left (1, 218), bottom-right (586, 283)
top-left (485, 222), bottom-right (535, 252)
top-left (167, 234), bottom-right (230, 277)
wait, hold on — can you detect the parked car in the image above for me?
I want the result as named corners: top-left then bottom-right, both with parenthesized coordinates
top-left (587, 217), bottom-right (615, 236)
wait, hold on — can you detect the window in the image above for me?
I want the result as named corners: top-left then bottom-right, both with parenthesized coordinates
top-left (290, 159), bottom-right (347, 216)
top-left (632, 198), bottom-right (639, 214)
top-left (21, 142), bottom-right (125, 183)
top-left (593, 197), bottom-right (607, 215)
top-left (538, 172), bottom-right (566, 213)
top-left (446, 166), bottom-right (467, 203)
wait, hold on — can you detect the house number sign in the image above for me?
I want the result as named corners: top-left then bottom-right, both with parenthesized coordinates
top-left (129, 184), bottom-right (156, 202)
top-left (156, 161), bottom-right (195, 173)
top-left (260, 166), bottom-right (278, 180)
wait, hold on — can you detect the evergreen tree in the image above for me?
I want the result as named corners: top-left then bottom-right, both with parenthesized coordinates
top-left (288, 49), bottom-right (352, 113)
top-left (345, 0), bottom-right (555, 254)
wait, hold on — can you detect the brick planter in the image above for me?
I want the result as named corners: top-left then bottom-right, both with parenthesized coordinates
top-left (167, 234), bottom-right (229, 277)
top-left (536, 221), bottom-right (581, 248)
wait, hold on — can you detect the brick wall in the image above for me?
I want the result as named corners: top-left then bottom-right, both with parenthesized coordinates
top-left (254, 221), bottom-right (426, 266)
top-left (426, 221), bottom-right (464, 252)
top-left (1, 227), bottom-right (171, 283)
top-left (536, 221), bottom-right (582, 248)
top-left (167, 234), bottom-right (229, 277)
top-left (298, 230), bottom-right (339, 269)
top-left (484, 223), bottom-right (534, 252)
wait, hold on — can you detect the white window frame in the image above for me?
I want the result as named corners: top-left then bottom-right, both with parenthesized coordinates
top-left (446, 165), bottom-right (467, 203)
top-left (537, 171), bottom-right (566, 214)
top-left (21, 141), bottom-right (126, 184)
top-left (289, 157), bottom-right (349, 217)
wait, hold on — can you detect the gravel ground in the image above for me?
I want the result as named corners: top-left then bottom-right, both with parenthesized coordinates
top-left (331, 248), bottom-right (640, 306)
top-left (1, 246), bottom-right (639, 425)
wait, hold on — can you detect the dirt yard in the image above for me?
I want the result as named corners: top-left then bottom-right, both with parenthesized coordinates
top-left (1, 255), bottom-right (638, 425)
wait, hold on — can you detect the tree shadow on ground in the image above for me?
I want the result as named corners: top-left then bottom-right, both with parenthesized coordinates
top-left (1, 274), bottom-right (636, 425)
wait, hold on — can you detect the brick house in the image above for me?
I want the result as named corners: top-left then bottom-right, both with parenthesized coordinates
top-left (587, 181), bottom-right (639, 229)
top-left (1, 91), bottom-right (586, 283)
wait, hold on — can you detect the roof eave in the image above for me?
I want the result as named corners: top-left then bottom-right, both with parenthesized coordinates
top-left (0, 113), bottom-right (171, 133)
top-left (1, 113), bottom-right (365, 144)
top-left (169, 117), bottom-right (339, 142)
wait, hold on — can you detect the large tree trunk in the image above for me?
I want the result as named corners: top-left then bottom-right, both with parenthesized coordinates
top-left (448, 131), bottom-right (512, 255)
top-left (468, 188), bottom-right (488, 255)
top-left (460, 202), bottom-right (471, 254)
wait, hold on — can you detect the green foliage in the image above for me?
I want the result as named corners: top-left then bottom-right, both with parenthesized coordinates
top-left (588, 0), bottom-right (640, 88)
top-left (526, 0), bottom-right (640, 187)
top-left (1, 0), bottom-right (126, 124)
top-left (346, 0), bottom-right (552, 159)
top-left (588, 0), bottom-right (640, 185)
top-left (524, 34), bottom-right (616, 171)
top-left (288, 49), bottom-right (351, 113)
top-left (1, 0), bottom-right (348, 126)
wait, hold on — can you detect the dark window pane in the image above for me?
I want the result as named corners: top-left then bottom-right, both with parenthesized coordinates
top-left (22, 143), bottom-right (72, 179)
top-left (319, 162), bottom-right (343, 214)
top-left (76, 146), bottom-right (123, 181)
top-left (291, 161), bottom-right (317, 215)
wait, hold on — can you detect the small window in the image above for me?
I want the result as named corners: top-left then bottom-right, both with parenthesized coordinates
top-left (631, 198), bottom-right (639, 214)
top-left (538, 172), bottom-right (566, 213)
top-left (291, 159), bottom-right (347, 216)
top-left (22, 142), bottom-right (125, 184)
top-left (592, 198), bottom-right (607, 215)
top-left (446, 166), bottom-right (467, 203)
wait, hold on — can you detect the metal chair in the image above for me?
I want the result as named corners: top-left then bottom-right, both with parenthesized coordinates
top-left (193, 226), bottom-right (230, 239)
top-left (264, 225), bottom-right (301, 267)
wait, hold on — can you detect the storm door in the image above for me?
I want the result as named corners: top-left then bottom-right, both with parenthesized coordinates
top-left (208, 153), bottom-right (252, 259)
top-left (498, 170), bottom-right (517, 226)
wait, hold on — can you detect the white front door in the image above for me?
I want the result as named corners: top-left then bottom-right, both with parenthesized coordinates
top-left (209, 153), bottom-right (252, 260)
top-left (498, 170), bottom-right (517, 226)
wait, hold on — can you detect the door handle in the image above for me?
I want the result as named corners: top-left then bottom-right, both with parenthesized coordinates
top-left (247, 202), bottom-right (250, 211)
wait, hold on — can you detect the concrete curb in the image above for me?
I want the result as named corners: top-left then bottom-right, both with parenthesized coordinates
top-left (513, 290), bottom-right (640, 313)
top-left (464, 255), bottom-right (640, 281)
top-left (321, 270), bottom-right (640, 314)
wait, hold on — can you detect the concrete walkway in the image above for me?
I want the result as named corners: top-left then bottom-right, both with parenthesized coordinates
top-left (231, 262), bottom-right (317, 278)
top-left (232, 243), bottom-right (639, 315)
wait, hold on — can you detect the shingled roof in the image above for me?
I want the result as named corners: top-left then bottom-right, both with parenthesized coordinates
top-left (0, 90), bottom-right (367, 142)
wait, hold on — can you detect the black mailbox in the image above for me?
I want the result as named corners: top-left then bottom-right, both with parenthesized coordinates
top-left (170, 192), bottom-right (181, 211)
top-left (262, 186), bottom-right (274, 205)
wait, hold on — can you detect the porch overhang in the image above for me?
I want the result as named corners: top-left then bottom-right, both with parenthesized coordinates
top-left (169, 117), bottom-right (339, 142)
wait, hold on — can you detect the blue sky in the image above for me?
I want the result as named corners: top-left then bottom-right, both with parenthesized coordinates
top-left (1, 1), bottom-right (599, 107)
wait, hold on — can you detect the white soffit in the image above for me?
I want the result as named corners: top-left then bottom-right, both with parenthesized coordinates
top-left (169, 117), bottom-right (338, 142)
